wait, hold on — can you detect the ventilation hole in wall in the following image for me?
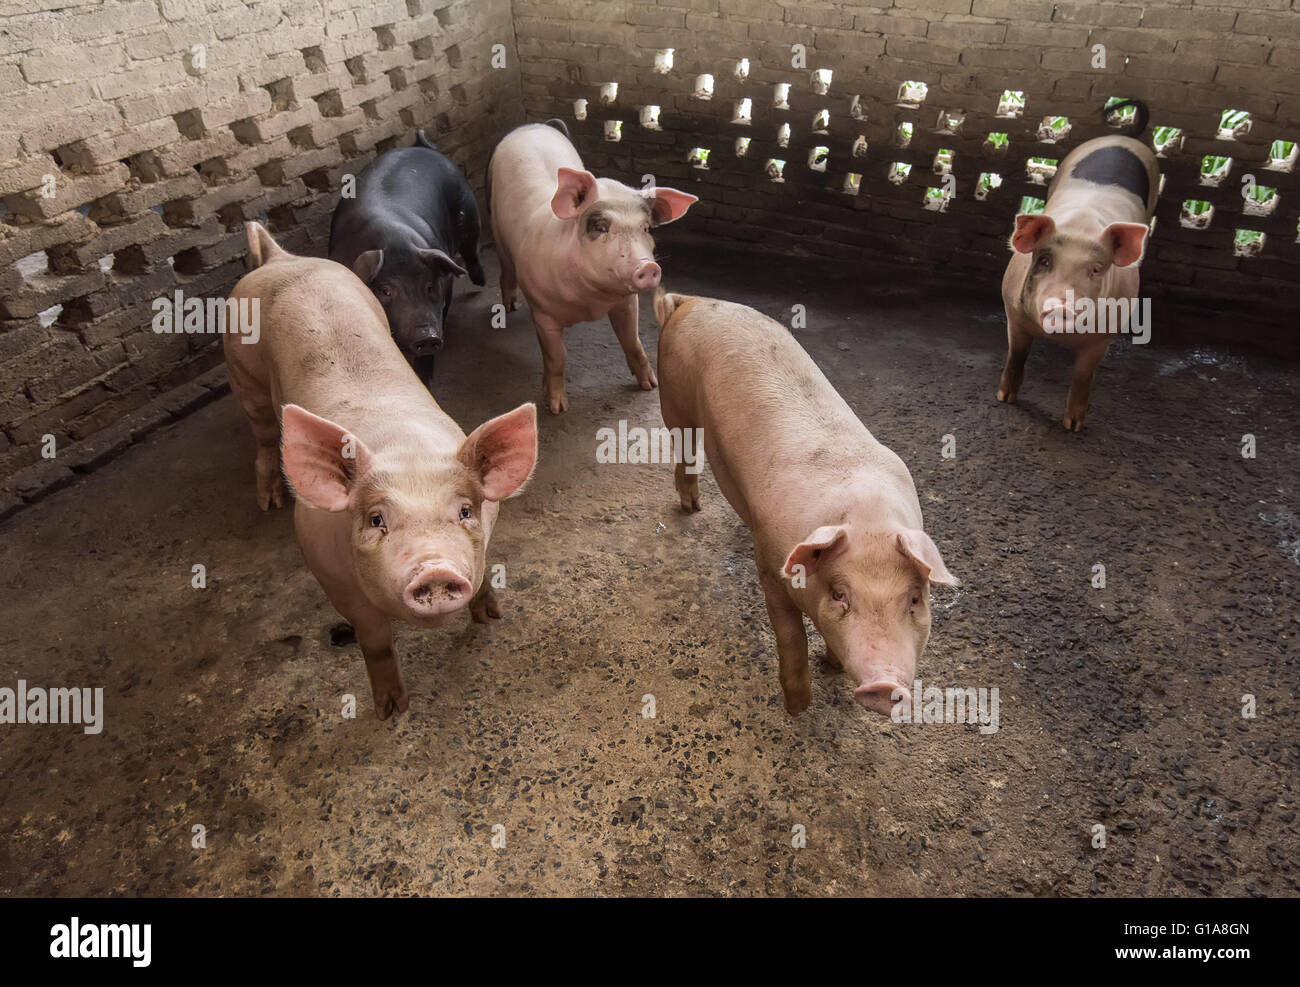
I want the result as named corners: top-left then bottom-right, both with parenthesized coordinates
top-left (230, 118), bottom-right (262, 146)
top-left (808, 147), bottom-right (829, 172)
top-left (732, 98), bottom-right (752, 126)
top-left (600, 82), bottom-right (619, 106)
top-left (449, 83), bottom-right (466, 106)
top-left (843, 173), bottom-right (861, 195)
top-left (303, 168), bottom-right (331, 192)
top-left (688, 147), bottom-right (710, 170)
top-left (1243, 184), bottom-right (1279, 218)
top-left (173, 109), bottom-right (204, 139)
top-left (37, 304), bottom-right (63, 329)
top-left (445, 44), bottom-right (461, 69)
top-left (897, 81), bottom-right (928, 109)
top-left (811, 68), bottom-right (832, 95)
top-left (850, 95), bottom-right (867, 122)
top-left (1234, 229), bottom-right (1265, 256)
top-left (735, 136), bottom-right (751, 157)
top-left (110, 244), bottom-right (148, 274)
top-left (49, 149), bottom-right (65, 169)
top-left (603, 120), bottom-right (623, 142)
top-left (411, 37), bottom-right (434, 60)
top-left (573, 99), bottom-right (588, 121)
top-left (435, 5), bottom-right (453, 28)
top-left (213, 203), bottom-right (243, 231)
top-left (777, 123), bottom-right (790, 149)
top-left (376, 134), bottom-right (402, 154)
top-left (16, 250), bottom-right (49, 278)
top-left (161, 199), bottom-right (193, 228)
top-left (195, 157), bottom-right (230, 183)
top-left (888, 162), bottom-right (912, 185)
top-left (288, 126), bottom-right (315, 150)
top-left (374, 25), bottom-right (396, 51)
top-left (765, 159), bottom-right (786, 182)
top-left (1265, 139), bottom-right (1297, 172)
top-left (388, 67), bottom-right (408, 91)
top-left (1019, 195), bottom-right (1046, 214)
top-left (257, 161), bottom-right (284, 186)
top-left (984, 132), bottom-right (1010, 156)
top-left (314, 91), bottom-right (343, 118)
top-left (896, 122), bottom-right (913, 148)
top-left (1200, 155), bottom-right (1232, 187)
top-left (344, 56), bottom-right (367, 84)
top-left (812, 109), bottom-right (830, 134)
top-left (773, 83), bottom-right (790, 111)
top-left (935, 109), bottom-right (964, 136)
top-left (1026, 156), bottom-right (1058, 185)
top-left (693, 75), bottom-right (713, 101)
top-left (302, 46), bottom-right (326, 72)
top-left (654, 49), bottom-right (674, 74)
top-left (640, 105), bottom-right (662, 130)
top-left (404, 0), bottom-right (420, 16)
top-left (995, 90), bottom-right (1024, 119)
top-left (417, 77), bottom-right (438, 100)
top-left (1179, 200), bottom-right (1213, 229)
top-left (362, 98), bottom-right (382, 121)
top-left (1103, 97), bottom-right (1137, 129)
top-left (1036, 115), bottom-right (1070, 143)
top-left (852, 135), bottom-right (868, 158)
top-left (1217, 109), bottom-right (1251, 141)
top-left (268, 205), bottom-right (297, 231)
top-left (923, 186), bottom-right (952, 212)
top-left (734, 58), bottom-right (749, 82)
top-left (933, 149), bottom-right (953, 176)
top-left (262, 79), bottom-right (295, 113)
top-left (975, 172), bottom-right (1003, 201)
top-left (96, 253), bottom-right (114, 273)
top-left (172, 247), bottom-right (204, 275)
top-left (1153, 126), bottom-right (1183, 158)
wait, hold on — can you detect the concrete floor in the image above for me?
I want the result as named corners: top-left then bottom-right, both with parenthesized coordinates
top-left (1, 242), bottom-right (1297, 896)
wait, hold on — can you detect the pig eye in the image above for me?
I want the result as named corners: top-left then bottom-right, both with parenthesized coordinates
top-left (368, 512), bottom-right (386, 530)
top-left (588, 217), bottom-right (610, 235)
top-left (459, 505), bottom-right (472, 521)
top-left (1036, 254), bottom-right (1051, 270)
top-left (1090, 265), bottom-right (1103, 278)
top-left (831, 588), bottom-right (847, 604)
top-left (377, 285), bottom-right (393, 300)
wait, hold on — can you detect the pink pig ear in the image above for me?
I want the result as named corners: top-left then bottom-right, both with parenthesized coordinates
top-left (458, 403), bottom-right (539, 502)
top-left (648, 187), bottom-right (698, 226)
top-left (896, 530), bottom-right (959, 586)
top-left (1011, 213), bottom-right (1056, 253)
top-left (783, 525), bottom-right (849, 579)
top-left (551, 167), bottom-right (599, 220)
top-left (281, 405), bottom-right (372, 512)
top-left (1099, 222), bottom-right (1149, 267)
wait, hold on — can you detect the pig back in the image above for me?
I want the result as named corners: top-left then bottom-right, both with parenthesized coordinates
top-left (490, 124), bottom-right (585, 219)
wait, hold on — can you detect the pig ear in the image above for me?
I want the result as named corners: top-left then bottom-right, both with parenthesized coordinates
top-left (551, 167), bottom-right (599, 220)
top-left (647, 187), bottom-right (698, 226)
top-left (416, 247), bottom-right (468, 278)
top-left (1099, 222), bottom-right (1149, 267)
top-left (896, 530), bottom-right (959, 586)
top-left (352, 250), bottom-right (383, 284)
top-left (783, 525), bottom-right (850, 579)
top-left (458, 403), bottom-right (539, 502)
top-left (1011, 213), bottom-right (1056, 253)
top-left (281, 404), bottom-right (372, 512)
top-left (245, 221), bottom-right (287, 269)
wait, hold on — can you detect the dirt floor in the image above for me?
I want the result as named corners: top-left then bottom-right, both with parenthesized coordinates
top-left (1, 242), bottom-right (1297, 897)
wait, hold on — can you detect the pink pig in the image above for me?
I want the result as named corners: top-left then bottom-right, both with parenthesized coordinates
top-left (655, 291), bottom-right (958, 717)
top-left (488, 120), bottom-right (697, 414)
top-left (223, 223), bottom-right (538, 719)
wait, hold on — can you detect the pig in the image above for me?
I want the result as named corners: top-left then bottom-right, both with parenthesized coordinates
top-left (328, 130), bottom-right (485, 378)
top-left (997, 99), bottom-right (1159, 431)
top-left (488, 119), bottom-right (698, 414)
top-left (224, 222), bottom-right (538, 719)
top-left (655, 290), bottom-right (958, 717)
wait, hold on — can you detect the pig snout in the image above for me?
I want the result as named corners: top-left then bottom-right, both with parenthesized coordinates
top-left (631, 260), bottom-right (661, 292)
top-left (409, 326), bottom-right (444, 357)
top-left (854, 679), bottom-right (911, 717)
top-left (404, 560), bottom-right (472, 615)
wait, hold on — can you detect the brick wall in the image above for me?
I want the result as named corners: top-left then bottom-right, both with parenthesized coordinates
top-left (515, 0), bottom-right (1300, 327)
top-left (0, 0), bottom-right (521, 515)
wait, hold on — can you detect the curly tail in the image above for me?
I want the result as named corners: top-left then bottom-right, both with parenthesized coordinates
top-left (1103, 99), bottom-right (1149, 139)
top-left (653, 287), bottom-right (694, 328)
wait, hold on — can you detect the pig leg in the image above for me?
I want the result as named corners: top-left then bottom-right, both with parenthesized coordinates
top-left (996, 323), bottom-right (1034, 405)
top-left (533, 311), bottom-right (569, 414)
top-left (226, 357), bottom-right (285, 510)
top-left (498, 242), bottom-right (519, 313)
top-left (1063, 342), bottom-right (1109, 432)
top-left (469, 581), bottom-right (502, 622)
top-left (609, 294), bottom-right (657, 391)
top-left (760, 571), bottom-right (812, 715)
top-left (662, 401), bottom-right (701, 511)
top-left (455, 202), bottom-right (486, 287)
top-left (352, 608), bottom-right (409, 720)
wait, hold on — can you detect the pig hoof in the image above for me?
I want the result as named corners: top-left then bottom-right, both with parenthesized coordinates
top-left (373, 685), bottom-right (410, 720)
top-left (470, 588), bottom-right (503, 623)
top-left (996, 388), bottom-right (1017, 404)
top-left (547, 392), bottom-right (568, 415)
top-left (679, 492), bottom-right (701, 512)
top-left (1064, 412), bottom-right (1085, 432)
top-left (782, 688), bottom-right (811, 716)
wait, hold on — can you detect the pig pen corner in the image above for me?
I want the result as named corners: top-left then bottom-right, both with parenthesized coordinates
top-left (2, 0), bottom-right (1300, 901)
